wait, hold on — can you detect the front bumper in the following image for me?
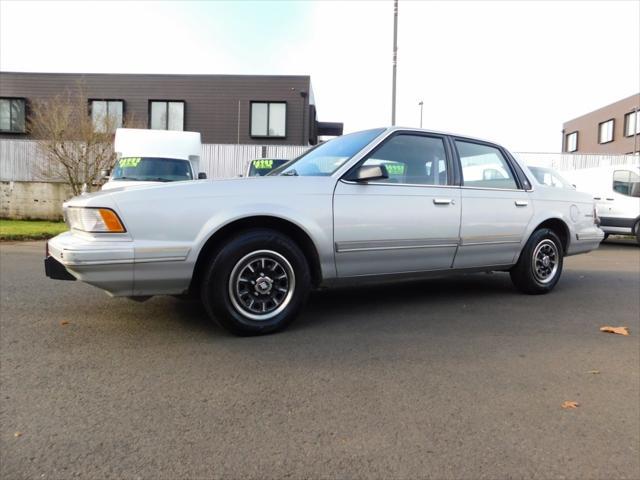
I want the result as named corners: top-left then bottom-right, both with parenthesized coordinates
top-left (45, 232), bottom-right (134, 296)
top-left (44, 255), bottom-right (76, 281)
top-left (45, 231), bottom-right (194, 297)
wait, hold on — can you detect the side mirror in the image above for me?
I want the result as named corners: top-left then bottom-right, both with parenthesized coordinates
top-left (347, 164), bottom-right (389, 182)
top-left (101, 168), bottom-right (111, 179)
top-left (198, 172), bottom-right (207, 179)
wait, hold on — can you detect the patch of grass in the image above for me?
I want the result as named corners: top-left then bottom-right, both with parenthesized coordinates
top-left (0, 219), bottom-right (67, 241)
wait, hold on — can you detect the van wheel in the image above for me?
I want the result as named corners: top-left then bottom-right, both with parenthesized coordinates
top-left (200, 229), bottom-right (311, 336)
top-left (510, 228), bottom-right (564, 294)
top-left (635, 221), bottom-right (640, 245)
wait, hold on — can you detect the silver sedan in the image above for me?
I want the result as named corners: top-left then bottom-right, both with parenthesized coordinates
top-left (46, 127), bottom-right (604, 335)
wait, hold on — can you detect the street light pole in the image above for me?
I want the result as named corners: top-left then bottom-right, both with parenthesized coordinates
top-left (391, 0), bottom-right (398, 126)
top-left (418, 101), bottom-right (423, 128)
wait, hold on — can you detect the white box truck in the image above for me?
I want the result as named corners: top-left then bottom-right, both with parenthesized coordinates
top-left (102, 128), bottom-right (205, 190)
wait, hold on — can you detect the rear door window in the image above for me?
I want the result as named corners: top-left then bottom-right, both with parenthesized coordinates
top-left (456, 141), bottom-right (518, 190)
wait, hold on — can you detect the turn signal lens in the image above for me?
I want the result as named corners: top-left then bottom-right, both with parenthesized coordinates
top-left (66, 207), bottom-right (126, 233)
top-left (98, 209), bottom-right (125, 232)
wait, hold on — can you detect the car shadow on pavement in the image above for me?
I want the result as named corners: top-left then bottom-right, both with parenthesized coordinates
top-left (166, 260), bottom-right (638, 337)
top-left (293, 273), bottom-right (517, 332)
top-left (162, 273), bottom-right (515, 337)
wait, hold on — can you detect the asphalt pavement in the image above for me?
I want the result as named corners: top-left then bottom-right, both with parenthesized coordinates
top-left (1, 240), bottom-right (639, 479)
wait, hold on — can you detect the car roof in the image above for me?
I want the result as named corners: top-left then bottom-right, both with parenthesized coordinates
top-left (381, 126), bottom-right (502, 146)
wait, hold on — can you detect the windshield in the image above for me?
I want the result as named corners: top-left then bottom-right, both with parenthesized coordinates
top-left (112, 157), bottom-right (193, 182)
top-left (273, 128), bottom-right (385, 176)
top-left (528, 166), bottom-right (573, 189)
top-left (248, 159), bottom-right (290, 177)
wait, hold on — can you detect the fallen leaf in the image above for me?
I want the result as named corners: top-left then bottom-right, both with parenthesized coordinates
top-left (587, 370), bottom-right (600, 375)
top-left (600, 326), bottom-right (630, 336)
top-left (60, 321), bottom-right (69, 326)
top-left (14, 431), bottom-right (22, 437)
top-left (561, 401), bottom-right (579, 409)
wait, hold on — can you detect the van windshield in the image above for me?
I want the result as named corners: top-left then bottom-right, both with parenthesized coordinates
top-left (112, 157), bottom-right (193, 182)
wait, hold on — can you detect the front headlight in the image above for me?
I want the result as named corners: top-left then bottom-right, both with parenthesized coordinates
top-left (66, 207), bottom-right (126, 233)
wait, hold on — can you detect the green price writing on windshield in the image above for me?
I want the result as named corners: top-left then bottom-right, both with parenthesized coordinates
top-left (119, 157), bottom-right (141, 168)
top-left (253, 159), bottom-right (274, 170)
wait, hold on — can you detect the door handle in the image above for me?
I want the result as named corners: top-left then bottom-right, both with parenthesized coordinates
top-left (605, 198), bottom-right (614, 201)
top-left (433, 198), bottom-right (453, 205)
top-left (515, 200), bottom-right (529, 207)
top-left (593, 197), bottom-right (601, 200)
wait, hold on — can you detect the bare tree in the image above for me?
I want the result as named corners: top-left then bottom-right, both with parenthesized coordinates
top-left (29, 83), bottom-right (139, 196)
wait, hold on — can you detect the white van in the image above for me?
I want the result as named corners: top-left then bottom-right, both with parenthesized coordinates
top-left (102, 128), bottom-right (205, 190)
top-left (562, 165), bottom-right (640, 243)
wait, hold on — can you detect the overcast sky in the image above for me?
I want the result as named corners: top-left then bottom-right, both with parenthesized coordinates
top-left (1, 0), bottom-right (638, 152)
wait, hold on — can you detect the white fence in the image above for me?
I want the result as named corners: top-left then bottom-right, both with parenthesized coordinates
top-left (1, 139), bottom-right (638, 183)
top-left (0, 140), bottom-right (53, 182)
top-left (200, 143), bottom-right (310, 179)
top-left (0, 140), bottom-right (311, 182)
top-left (514, 152), bottom-right (639, 171)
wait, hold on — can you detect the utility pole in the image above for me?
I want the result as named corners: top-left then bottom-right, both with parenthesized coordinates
top-left (418, 100), bottom-right (423, 128)
top-left (634, 106), bottom-right (638, 155)
top-left (391, 0), bottom-right (398, 126)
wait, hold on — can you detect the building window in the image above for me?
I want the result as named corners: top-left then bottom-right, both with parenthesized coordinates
top-left (598, 119), bottom-right (614, 144)
top-left (250, 102), bottom-right (286, 138)
top-left (90, 100), bottom-right (123, 132)
top-left (566, 131), bottom-right (578, 152)
top-left (624, 111), bottom-right (639, 137)
top-left (0, 97), bottom-right (26, 133)
top-left (150, 101), bottom-right (184, 130)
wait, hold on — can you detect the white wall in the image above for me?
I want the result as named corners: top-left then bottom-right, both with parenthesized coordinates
top-left (1, 181), bottom-right (72, 220)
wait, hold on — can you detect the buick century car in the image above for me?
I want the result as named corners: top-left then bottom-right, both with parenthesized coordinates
top-left (45, 128), bottom-right (603, 335)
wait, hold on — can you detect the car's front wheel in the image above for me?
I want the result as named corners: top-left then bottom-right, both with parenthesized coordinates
top-left (510, 228), bottom-right (564, 294)
top-left (200, 229), bottom-right (311, 335)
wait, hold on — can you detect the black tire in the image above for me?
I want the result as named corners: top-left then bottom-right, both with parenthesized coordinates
top-left (601, 233), bottom-right (609, 242)
top-left (634, 221), bottom-right (640, 246)
top-left (200, 229), bottom-right (311, 336)
top-left (510, 228), bottom-right (564, 295)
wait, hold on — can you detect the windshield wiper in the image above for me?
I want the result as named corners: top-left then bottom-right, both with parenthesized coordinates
top-left (113, 176), bottom-right (140, 181)
top-left (148, 177), bottom-right (173, 182)
top-left (281, 169), bottom-right (298, 176)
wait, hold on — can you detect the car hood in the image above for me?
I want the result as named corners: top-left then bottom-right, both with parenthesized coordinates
top-left (101, 180), bottom-right (167, 190)
top-left (66, 176), bottom-right (338, 207)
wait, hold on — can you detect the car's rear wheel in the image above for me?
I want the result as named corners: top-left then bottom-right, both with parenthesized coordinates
top-left (634, 220), bottom-right (640, 245)
top-left (510, 228), bottom-right (564, 294)
top-left (200, 229), bottom-right (311, 335)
